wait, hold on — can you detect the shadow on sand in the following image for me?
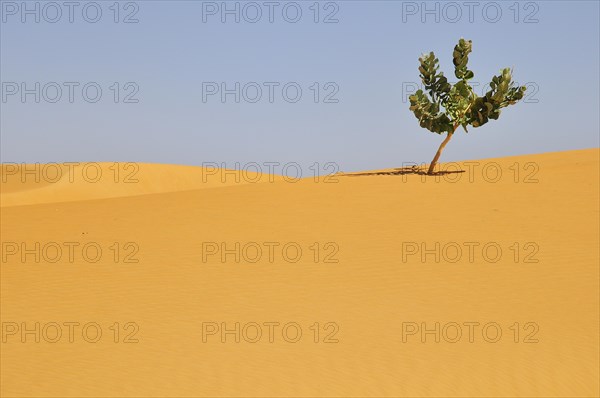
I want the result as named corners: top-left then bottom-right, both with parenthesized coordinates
top-left (339, 165), bottom-right (466, 177)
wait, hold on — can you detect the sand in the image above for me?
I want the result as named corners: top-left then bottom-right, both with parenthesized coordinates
top-left (1, 148), bottom-right (598, 397)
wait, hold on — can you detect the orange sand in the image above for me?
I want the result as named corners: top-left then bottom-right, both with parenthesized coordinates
top-left (1, 149), bottom-right (598, 397)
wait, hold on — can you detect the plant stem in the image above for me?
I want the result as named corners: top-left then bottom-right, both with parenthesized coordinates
top-left (428, 124), bottom-right (458, 175)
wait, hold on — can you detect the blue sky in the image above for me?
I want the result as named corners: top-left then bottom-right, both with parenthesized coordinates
top-left (1, 0), bottom-right (599, 172)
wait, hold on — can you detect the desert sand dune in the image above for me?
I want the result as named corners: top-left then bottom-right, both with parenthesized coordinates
top-left (1, 149), bottom-right (598, 397)
top-left (1, 162), bottom-right (284, 207)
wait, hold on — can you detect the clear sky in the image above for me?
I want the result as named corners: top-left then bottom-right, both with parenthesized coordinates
top-left (1, 0), bottom-right (599, 172)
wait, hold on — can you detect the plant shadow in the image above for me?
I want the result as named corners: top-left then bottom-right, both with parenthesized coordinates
top-left (340, 165), bottom-right (466, 177)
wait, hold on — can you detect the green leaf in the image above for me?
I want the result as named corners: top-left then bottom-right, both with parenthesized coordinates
top-left (410, 39), bottom-right (526, 134)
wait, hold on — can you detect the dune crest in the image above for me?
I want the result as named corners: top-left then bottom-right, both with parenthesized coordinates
top-left (0, 162), bottom-right (284, 207)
